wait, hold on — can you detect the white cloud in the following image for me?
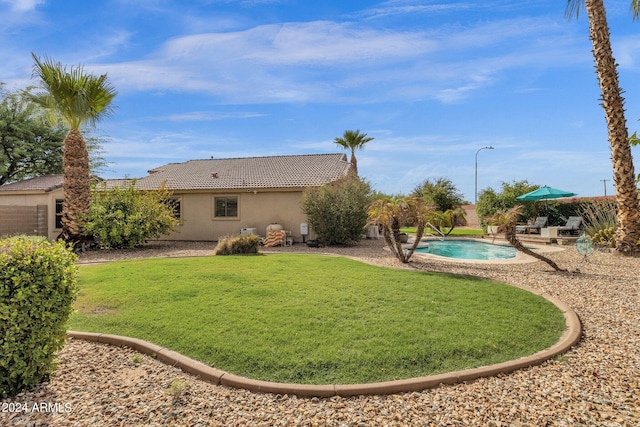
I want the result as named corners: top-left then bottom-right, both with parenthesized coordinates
top-left (162, 111), bottom-right (265, 121)
top-left (1, 0), bottom-right (43, 12)
top-left (92, 16), bottom-right (578, 105)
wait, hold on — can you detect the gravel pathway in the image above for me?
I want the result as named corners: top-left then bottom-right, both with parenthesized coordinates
top-left (2, 239), bottom-right (639, 426)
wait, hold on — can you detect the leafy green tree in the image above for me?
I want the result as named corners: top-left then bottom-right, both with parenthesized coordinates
top-left (566, 0), bottom-right (640, 254)
top-left (83, 181), bottom-right (179, 249)
top-left (0, 83), bottom-right (110, 184)
top-left (301, 175), bottom-right (372, 245)
top-left (29, 54), bottom-right (117, 242)
top-left (476, 180), bottom-right (539, 227)
top-left (411, 177), bottom-right (465, 212)
top-left (0, 85), bottom-right (66, 185)
top-left (334, 129), bottom-right (374, 176)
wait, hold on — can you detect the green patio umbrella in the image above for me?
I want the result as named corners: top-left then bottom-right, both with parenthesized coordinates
top-left (516, 186), bottom-right (577, 201)
top-left (517, 185), bottom-right (577, 213)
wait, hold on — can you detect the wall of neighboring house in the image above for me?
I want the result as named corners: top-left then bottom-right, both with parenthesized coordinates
top-left (0, 190), bottom-right (62, 239)
top-left (164, 188), bottom-right (311, 242)
top-left (0, 205), bottom-right (48, 238)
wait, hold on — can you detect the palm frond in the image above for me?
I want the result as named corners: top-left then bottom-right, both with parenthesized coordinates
top-left (565, 0), bottom-right (583, 20)
top-left (632, 0), bottom-right (640, 20)
top-left (30, 53), bottom-right (117, 130)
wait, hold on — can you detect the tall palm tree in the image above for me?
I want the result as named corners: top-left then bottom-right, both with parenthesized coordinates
top-left (566, 0), bottom-right (640, 254)
top-left (30, 53), bottom-right (117, 242)
top-left (334, 129), bottom-right (374, 176)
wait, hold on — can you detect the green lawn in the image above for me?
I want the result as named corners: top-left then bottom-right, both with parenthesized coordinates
top-left (71, 254), bottom-right (565, 384)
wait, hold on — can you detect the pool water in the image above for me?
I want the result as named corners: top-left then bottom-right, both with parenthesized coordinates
top-left (415, 240), bottom-right (517, 260)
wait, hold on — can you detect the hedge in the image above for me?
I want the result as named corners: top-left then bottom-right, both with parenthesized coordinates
top-left (0, 236), bottom-right (78, 398)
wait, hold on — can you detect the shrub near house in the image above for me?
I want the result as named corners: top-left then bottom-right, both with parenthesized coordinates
top-left (83, 181), bottom-right (179, 249)
top-left (0, 236), bottom-right (78, 398)
top-left (301, 176), bottom-right (371, 245)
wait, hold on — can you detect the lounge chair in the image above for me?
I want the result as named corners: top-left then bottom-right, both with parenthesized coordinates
top-left (558, 216), bottom-right (583, 236)
top-left (517, 216), bottom-right (548, 234)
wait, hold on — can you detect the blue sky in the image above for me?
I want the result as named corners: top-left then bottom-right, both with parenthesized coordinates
top-left (2, 0), bottom-right (640, 201)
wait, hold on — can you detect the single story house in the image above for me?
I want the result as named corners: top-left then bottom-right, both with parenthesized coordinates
top-left (0, 153), bottom-right (352, 242)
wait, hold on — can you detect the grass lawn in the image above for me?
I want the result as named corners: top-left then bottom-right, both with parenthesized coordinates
top-left (71, 254), bottom-right (565, 385)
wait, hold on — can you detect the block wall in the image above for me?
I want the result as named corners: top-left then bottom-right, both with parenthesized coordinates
top-left (0, 205), bottom-right (48, 238)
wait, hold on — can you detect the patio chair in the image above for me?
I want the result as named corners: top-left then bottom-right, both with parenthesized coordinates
top-left (520, 216), bottom-right (548, 234)
top-left (558, 216), bottom-right (583, 236)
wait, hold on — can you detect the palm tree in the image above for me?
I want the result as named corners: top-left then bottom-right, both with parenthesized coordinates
top-left (30, 53), bottom-right (117, 242)
top-left (487, 205), bottom-right (565, 272)
top-left (566, 0), bottom-right (640, 254)
top-left (367, 196), bottom-right (433, 263)
top-left (334, 129), bottom-right (374, 176)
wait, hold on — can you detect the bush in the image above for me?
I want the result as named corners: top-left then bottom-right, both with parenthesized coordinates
top-left (214, 234), bottom-right (260, 255)
top-left (476, 180), bottom-right (540, 228)
top-left (411, 177), bottom-right (466, 212)
top-left (83, 181), bottom-right (179, 249)
top-left (301, 176), bottom-right (372, 246)
top-left (0, 236), bottom-right (78, 398)
top-left (580, 199), bottom-right (617, 247)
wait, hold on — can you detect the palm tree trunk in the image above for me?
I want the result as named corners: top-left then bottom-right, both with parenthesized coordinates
top-left (349, 151), bottom-right (358, 176)
top-left (505, 230), bottom-right (565, 272)
top-left (586, 0), bottom-right (640, 254)
top-left (61, 129), bottom-right (91, 240)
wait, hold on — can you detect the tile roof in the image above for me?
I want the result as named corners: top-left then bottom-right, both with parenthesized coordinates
top-left (0, 175), bottom-right (64, 192)
top-left (134, 153), bottom-right (351, 191)
top-left (0, 154), bottom-right (352, 193)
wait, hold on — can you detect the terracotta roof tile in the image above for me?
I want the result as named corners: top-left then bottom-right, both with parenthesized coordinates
top-left (0, 154), bottom-right (352, 193)
top-left (134, 153), bottom-right (351, 190)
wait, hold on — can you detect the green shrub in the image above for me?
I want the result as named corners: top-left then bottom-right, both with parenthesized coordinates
top-left (83, 180), bottom-right (179, 249)
top-left (580, 200), bottom-right (617, 247)
top-left (214, 234), bottom-right (260, 255)
top-left (476, 180), bottom-right (539, 228)
top-left (0, 236), bottom-right (78, 398)
top-left (301, 176), bottom-right (371, 245)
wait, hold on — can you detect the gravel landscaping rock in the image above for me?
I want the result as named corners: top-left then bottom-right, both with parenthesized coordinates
top-left (2, 238), bottom-right (639, 426)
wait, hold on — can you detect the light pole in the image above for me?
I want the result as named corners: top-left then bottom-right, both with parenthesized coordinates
top-left (475, 146), bottom-right (494, 204)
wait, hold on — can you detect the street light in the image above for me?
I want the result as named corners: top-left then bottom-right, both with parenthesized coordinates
top-left (475, 146), bottom-right (494, 204)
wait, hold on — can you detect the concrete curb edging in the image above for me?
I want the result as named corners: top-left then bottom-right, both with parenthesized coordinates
top-left (67, 285), bottom-right (581, 397)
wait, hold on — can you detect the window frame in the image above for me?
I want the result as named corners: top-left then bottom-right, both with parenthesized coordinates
top-left (213, 195), bottom-right (239, 219)
top-left (54, 199), bottom-right (64, 229)
top-left (165, 196), bottom-right (183, 223)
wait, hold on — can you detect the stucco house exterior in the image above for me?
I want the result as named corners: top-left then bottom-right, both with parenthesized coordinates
top-left (0, 153), bottom-right (352, 242)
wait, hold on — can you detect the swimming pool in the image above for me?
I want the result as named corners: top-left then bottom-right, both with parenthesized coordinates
top-left (415, 239), bottom-right (517, 260)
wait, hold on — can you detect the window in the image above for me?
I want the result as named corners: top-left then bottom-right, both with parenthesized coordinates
top-left (165, 197), bottom-right (182, 221)
top-left (55, 199), bottom-right (63, 229)
top-left (214, 196), bottom-right (238, 218)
